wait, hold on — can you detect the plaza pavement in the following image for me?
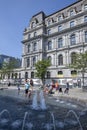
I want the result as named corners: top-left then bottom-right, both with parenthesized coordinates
top-left (0, 85), bottom-right (87, 107)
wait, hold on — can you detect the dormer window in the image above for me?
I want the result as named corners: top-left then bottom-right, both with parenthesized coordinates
top-left (48, 20), bottom-right (51, 25)
top-left (32, 22), bottom-right (35, 28)
top-left (58, 15), bottom-right (62, 22)
top-left (84, 4), bottom-right (87, 10)
top-left (70, 10), bottom-right (74, 16)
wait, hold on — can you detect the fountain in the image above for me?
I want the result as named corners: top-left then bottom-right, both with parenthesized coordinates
top-left (64, 110), bottom-right (83, 130)
top-left (31, 90), bottom-right (47, 110)
top-left (31, 90), bottom-right (39, 110)
top-left (39, 90), bottom-right (47, 110)
top-left (0, 90), bottom-right (87, 130)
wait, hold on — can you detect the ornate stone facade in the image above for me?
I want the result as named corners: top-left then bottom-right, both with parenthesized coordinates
top-left (21, 0), bottom-right (87, 81)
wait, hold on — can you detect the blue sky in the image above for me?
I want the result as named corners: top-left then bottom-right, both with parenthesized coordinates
top-left (0, 0), bottom-right (77, 58)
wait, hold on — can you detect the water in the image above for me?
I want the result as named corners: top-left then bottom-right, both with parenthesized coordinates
top-left (0, 109), bottom-right (11, 121)
top-left (50, 112), bottom-right (56, 130)
top-left (31, 90), bottom-right (47, 110)
top-left (39, 90), bottom-right (47, 110)
top-left (31, 91), bottom-right (38, 110)
top-left (0, 91), bottom-right (86, 130)
top-left (64, 110), bottom-right (83, 130)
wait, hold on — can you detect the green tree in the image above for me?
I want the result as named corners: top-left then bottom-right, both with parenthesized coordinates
top-left (69, 51), bottom-right (87, 87)
top-left (35, 59), bottom-right (51, 85)
top-left (0, 59), bottom-right (18, 79)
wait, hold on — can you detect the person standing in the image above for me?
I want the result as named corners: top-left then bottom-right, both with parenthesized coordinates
top-left (55, 81), bottom-right (59, 91)
top-left (30, 79), bottom-right (33, 91)
top-left (24, 79), bottom-right (30, 98)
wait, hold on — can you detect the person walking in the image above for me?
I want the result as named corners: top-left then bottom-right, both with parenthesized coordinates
top-left (64, 82), bottom-right (69, 94)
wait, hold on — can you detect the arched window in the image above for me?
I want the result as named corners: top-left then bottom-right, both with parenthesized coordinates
top-left (25, 72), bottom-right (28, 79)
top-left (71, 70), bottom-right (77, 77)
top-left (70, 34), bottom-right (76, 45)
top-left (58, 38), bottom-right (63, 48)
top-left (57, 71), bottom-right (63, 77)
top-left (85, 31), bottom-right (87, 42)
top-left (19, 73), bottom-right (21, 79)
top-left (58, 71), bottom-right (63, 75)
top-left (48, 56), bottom-right (52, 65)
top-left (71, 52), bottom-right (76, 64)
top-left (31, 72), bottom-right (34, 78)
top-left (71, 70), bottom-right (77, 75)
top-left (14, 73), bottom-right (18, 79)
top-left (58, 54), bottom-right (63, 65)
top-left (47, 71), bottom-right (51, 78)
top-left (48, 41), bottom-right (52, 50)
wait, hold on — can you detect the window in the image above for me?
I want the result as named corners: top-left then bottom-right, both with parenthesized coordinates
top-left (70, 10), bottom-right (74, 16)
top-left (58, 71), bottom-right (63, 75)
top-left (71, 52), bottom-right (76, 64)
top-left (28, 34), bottom-right (31, 39)
top-left (58, 15), bottom-right (62, 21)
top-left (32, 22), bottom-right (35, 28)
top-left (84, 4), bottom-right (87, 10)
top-left (48, 41), bottom-right (52, 50)
top-left (70, 34), bottom-right (76, 45)
top-left (71, 70), bottom-right (77, 75)
top-left (48, 20), bottom-right (51, 25)
top-left (25, 72), bottom-right (28, 79)
top-left (33, 43), bottom-right (37, 51)
top-left (58, 38), bottom-right (63, 48)
top-left (84, 16), bottom-right (87, 22)
top-left (85, 31), bottom-right (87, 42)
top-left (27, 58), bottom-right (30, 67)
top-left (47, 29), bottom-right (51, 35)
top-left (34, 32), bottom-right (37, 37)
top-left (31, 72), bottom-right (34, 78)
top-left (48, 56), bottom-right (52, 65)
top-left (28, 44), bottom-right (31, 53)
top-left (70, 21), bottom-right (74, 28)
top-left (47, 71), bottom-right (51, 78)
top-left (32, 56), bottom-right (36, 66)
top-left (58, 54), bottom-right (63, 65)
top-left (58, 25), bottom-right (62, 32)
top-left (19, 73), bottom-right (21, 79)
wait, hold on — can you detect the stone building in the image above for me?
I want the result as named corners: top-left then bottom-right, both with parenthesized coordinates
top-left (21, 0), bottom-right (87, 82)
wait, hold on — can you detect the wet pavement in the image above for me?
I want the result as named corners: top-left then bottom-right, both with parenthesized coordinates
top-left (0, 85), bottom-right (87, 130)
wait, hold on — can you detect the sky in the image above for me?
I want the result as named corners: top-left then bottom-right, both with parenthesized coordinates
top-left (0, 0), bottom-right (77, 59)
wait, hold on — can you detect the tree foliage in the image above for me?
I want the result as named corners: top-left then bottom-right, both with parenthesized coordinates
top-left (0, 59), bottom-right (18, 76)
top-left (69, 51), bottom-right (87, 87)
top-left (35, 59), bottom-right (51, 84)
